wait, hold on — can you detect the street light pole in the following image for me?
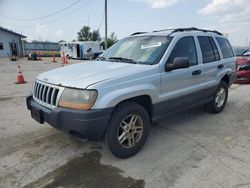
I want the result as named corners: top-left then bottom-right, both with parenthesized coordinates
top-left (105, 0), bottom-right (108, 50)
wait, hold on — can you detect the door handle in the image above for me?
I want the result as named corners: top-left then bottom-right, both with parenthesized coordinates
top-left (217, 64), bottom-right (224, 69)
top-left (192, 70), bottom-right (202, 75)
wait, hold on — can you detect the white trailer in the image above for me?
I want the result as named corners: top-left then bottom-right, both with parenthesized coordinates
top-left (61, 41), bottom-right (102, 60)
top-left (59, 42), bottom-right (73, 58)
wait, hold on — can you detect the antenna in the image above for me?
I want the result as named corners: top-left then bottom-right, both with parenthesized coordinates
top-left (105, 0), bottom-right (108, 50)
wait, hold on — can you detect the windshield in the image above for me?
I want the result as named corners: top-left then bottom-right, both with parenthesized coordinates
top-left (101, 36), bottom-right (172, 65)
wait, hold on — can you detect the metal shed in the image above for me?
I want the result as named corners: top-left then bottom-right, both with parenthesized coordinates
top-left (0, 26), bottom-right (26, 58)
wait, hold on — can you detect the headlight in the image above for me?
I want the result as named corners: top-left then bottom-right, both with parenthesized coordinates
top-left (58, 88), bottom-right (97, 110)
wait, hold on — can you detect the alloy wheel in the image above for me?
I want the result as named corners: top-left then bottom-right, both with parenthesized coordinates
top-left (117, 114), bottom-right (144, 149)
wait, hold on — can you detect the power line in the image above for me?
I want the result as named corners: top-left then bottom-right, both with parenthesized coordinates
top-left (98, 6), bottom-right (105, 31)
top-left (0, 0), bottom-right (94, 28)
top-left (0, 0), bottom-right (82, 21)
top-left (40, 0), bottom-right (94, 25)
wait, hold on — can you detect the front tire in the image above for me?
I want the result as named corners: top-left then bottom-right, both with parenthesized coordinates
top-left (205, 81), bottom-right (228, 113)
top-left (104, 102), bottom-right (150, 158)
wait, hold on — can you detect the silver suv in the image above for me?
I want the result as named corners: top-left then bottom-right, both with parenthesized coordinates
top-left (27, 28), bottom-right (236, 158)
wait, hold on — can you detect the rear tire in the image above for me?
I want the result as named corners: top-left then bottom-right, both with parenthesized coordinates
top-left (205, 81), bottom-right (228, 113)
top-left (104, 102), bottom-right (150, 158)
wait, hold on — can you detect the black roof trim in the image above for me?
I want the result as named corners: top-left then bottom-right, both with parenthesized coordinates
top-left (169, 27), bottom-right (222, 36)
top-left (131, 27), bottom-right (223, 36)
top-left (153, 28), bottom-right (174, 33)
top-left (0, 26), bottom-right (27, 38)
top-left (130, 32), bottom-right (148, 36)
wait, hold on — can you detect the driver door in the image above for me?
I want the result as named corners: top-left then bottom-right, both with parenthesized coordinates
top-left (159, 36), bottom-right (204, 114)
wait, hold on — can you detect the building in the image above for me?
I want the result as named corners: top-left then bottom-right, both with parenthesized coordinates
top-left (0, 26), bottom-right (26, 58)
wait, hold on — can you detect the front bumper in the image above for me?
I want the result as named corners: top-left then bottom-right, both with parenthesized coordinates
top-left (235, 77), bottom-right (250, 84)
top-left (235, 72), bottom-right (250, 84)
top-left (26, 95), bottom-right (113, 141)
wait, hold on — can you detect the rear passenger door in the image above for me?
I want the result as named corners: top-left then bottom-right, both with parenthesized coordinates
top-left (215, 37), bottom-right (235, 74)
top-left (197, 36), bottom-right (222, 99)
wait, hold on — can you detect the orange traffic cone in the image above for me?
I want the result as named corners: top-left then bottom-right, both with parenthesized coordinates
top-left (51, 53), bottom-right (57, 63)
top-left (63, 52), bottom-right (68, 64)
top-left (65, 58), bottom-right (69, 64)
top-left (15, 65), bottom-right (27, 84)
top-left (61, 52), bottom-right (68, 67)
top-left (61, 53), bottom-right (64, 67)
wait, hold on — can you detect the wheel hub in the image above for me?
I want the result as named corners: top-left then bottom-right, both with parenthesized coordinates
top-left (215, 87), bottom-right (226, 108)
top-left (117, 114), bottom-right (143, 149)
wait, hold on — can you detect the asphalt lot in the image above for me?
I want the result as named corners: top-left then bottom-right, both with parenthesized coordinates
top-left (0, 57), bottom-right (250, 188)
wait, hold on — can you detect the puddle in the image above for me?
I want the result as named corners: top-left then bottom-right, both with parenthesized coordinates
top-left (24, 151), bottom-right (145, 188)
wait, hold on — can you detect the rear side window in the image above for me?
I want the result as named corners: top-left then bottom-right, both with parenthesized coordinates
top-left (198, 36), bottom-right (220, 63)
top-left (168, 36), bottom-right (198, 66)
top-left (216, 37), bottom-right (234, 59)
top-left (209, 37), bottom-right (220, 61)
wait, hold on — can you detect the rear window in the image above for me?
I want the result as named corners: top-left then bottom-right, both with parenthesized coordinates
top-left (198, 36), bottom-right (219, 63)
top-left (209, 37), bottom-right (220, 61)
top-left (216, 37), bottom-right (234, 59)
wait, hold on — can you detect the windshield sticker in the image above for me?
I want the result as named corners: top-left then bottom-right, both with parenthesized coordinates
top-left (141, 42), bottom-right (162, 49)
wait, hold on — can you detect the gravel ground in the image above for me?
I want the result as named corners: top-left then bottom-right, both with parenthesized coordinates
top-left (0, 57), bottom-right (250, 188)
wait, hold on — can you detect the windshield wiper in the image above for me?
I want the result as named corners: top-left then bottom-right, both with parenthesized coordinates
top-left (108, 57), bottom-right (138, 64)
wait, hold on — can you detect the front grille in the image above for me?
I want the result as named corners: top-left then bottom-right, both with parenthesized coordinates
top-left (33, 81), bottom-right (62, 108)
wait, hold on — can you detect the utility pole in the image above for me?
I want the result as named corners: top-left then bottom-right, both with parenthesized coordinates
top-left (88, 14), bottom-right (89, 27)
top-left (105, 0), bottom-right (108, 50)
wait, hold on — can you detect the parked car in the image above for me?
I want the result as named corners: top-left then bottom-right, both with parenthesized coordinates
top-left (26, 27), bottom-right (236, 158)
top-left (243, 51), bottom-right (250, 56)
top-left (235, 53), bottom-right (250, 84)
top-left (233, 47), bottom-right (249, 56)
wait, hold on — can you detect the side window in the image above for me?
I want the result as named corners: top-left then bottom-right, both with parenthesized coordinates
top-left (0, 43), bottom-right (3, 50)
top-left (168, 36), bottom-right (198, 66)
top-left (216, 37), bottom-right (234, 59)
top-left (198, 36), bottom-right (219, 63)
top-left (209, 37), bottom-right (220, 61)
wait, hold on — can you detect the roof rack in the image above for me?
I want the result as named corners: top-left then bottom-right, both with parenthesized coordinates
top-left (131, 27), bottom-right (222, 36)
top-left (169, 27), bottom-right (222, 36)
top-left (130, 32), bottom-right (147, 36)
top-left (131, 29), bottom-right (174, 36)
top-left (153, 28), bottom-right (174, 33)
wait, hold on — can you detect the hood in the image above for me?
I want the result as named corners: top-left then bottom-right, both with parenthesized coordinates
top-left (37, 61), bottom-right (151, 89)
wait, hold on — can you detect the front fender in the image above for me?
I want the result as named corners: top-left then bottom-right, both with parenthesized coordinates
top-left (92, 84), bottom-right (160, 109)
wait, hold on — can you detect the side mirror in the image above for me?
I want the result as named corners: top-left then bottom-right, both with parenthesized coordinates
top-left (166, 57), bottom-right (190, 72)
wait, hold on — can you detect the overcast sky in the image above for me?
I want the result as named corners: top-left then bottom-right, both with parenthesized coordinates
top-left (0, 0), bottom-right (249, 46)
